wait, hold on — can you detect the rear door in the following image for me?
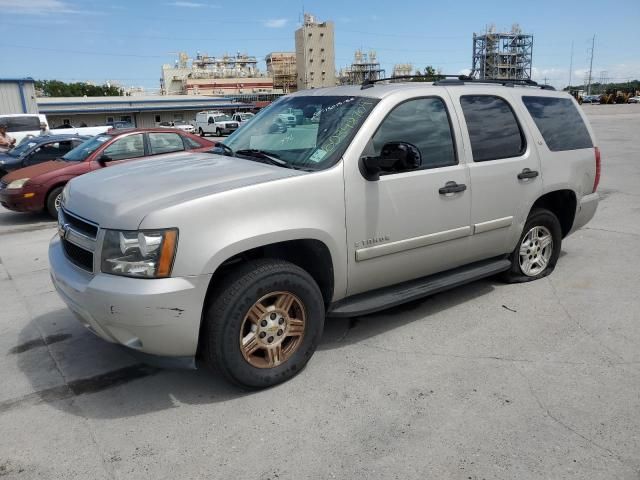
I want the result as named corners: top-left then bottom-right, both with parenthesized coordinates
top-left (447, 89), bottom-right (542, 258)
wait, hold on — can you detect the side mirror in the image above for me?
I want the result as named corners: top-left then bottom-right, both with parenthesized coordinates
top-left (208, 118), bottom-right (214, 124)
top-left (359, 142), bottom-right (422, 181)
top-left (98, 154), bottom-right (113, 164)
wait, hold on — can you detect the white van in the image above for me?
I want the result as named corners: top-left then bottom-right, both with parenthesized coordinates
top-left (0, 114), bottom-right (110, 145)
top-left (194, 111), bottom-right (239, 137)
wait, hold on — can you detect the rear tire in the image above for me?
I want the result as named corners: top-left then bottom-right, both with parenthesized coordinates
top-left (198, 127), bottom-right (205, 137)
top-left (46, 186), bottom-right (64, 219)
top-left (502, 208), bottom-right (562, 283)
top-left (202, 259), bottom-right (325, 389)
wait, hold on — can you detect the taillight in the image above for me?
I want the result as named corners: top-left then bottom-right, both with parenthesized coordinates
top-left (593, 147), bottom-right (601, 192)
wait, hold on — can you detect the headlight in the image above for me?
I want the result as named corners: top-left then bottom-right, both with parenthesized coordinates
top-left (7, 178), bottom-right (29, 189)
top-left (101, 229), bottom-right (178, 278)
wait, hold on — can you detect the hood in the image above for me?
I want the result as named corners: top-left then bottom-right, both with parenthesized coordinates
top-left (1, 160), bottom-right (68, 183)
top-left (0, 153), bottom-right (21, 168)
top-left (64, 152), bottom-right (305, 229)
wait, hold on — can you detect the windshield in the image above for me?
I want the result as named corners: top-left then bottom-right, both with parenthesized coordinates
top-left (62, 135), bottom-right (110, 162)
top-left (174, 120), bottom-right (188, 125)
top-left (223, 95), bottom-right (379, 170)
top-left (7, 140), bottom-right (38, 158)
top-left (215, 115), bottom-right (232, 122)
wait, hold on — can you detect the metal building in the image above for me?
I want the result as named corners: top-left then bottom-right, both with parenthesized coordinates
top-left (0, 78), bottom-right (38, 114)
top-left (471, 25), bottom-right (533, 80)
top-left (37, 95), bottom-right (254, 128)
top-left (295, 13), bottom-right (336, 90)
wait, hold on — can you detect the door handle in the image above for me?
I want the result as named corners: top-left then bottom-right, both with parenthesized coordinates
top-left (517, 168), bottom-right (539, 180)
top-left (439, 181), bottom-right (467, 195)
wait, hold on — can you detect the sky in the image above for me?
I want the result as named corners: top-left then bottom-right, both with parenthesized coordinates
top-left (1, 0), bottom-right (639, 92)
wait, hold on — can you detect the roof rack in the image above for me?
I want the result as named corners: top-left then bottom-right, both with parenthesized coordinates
top-left (360, 75), bottom-right (555, 91)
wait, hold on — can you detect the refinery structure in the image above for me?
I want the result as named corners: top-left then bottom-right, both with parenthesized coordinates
top-left (158, 18), bottom-right (537, 98)
top-left (471, 24), bottom-right (534, 80)
top-left (161, 51), bottom-right (276, 96)
top-left (265, 52), bottom-right (297, 93)
top-left (339, 50), bottom-right (385, 85)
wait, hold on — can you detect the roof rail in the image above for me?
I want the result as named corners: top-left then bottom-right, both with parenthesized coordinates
top-left (361, 75), bottom-right (555, 91)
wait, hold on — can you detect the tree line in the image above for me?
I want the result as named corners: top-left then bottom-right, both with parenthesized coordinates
top-left (35, 80), bottom-right (124, 97)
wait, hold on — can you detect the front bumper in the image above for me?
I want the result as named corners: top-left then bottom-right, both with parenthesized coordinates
top-left (0, 187), bottom-right (44, 212)
top-left (569, 192), bottom-right (599, 234)
top-left (49, 235), bottom-right (211, 358)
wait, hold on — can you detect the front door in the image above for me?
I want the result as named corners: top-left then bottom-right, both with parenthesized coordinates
top-left (344, 94), bottom-right (474, 296)
top-left (447, 91), bottom-right (543, 258)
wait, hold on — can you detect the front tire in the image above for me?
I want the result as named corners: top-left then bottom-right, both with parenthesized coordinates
top-left (502, 208), bottom-right (562, 283)
top-left (46, 186), bottom-right (64, 219)
top-left (216, 127), bottom-right (222, 136)
top-left (202, 259), bottom-right (325, 388)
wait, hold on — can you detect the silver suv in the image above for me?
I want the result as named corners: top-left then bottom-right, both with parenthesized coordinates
top-left (49, 79), bottom-right (600, 388)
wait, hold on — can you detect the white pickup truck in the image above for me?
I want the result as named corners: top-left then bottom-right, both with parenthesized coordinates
top-left (0, 114), bottom-right (110, 145)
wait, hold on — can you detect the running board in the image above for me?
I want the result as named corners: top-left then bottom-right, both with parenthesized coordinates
top-left (328, 257), bottom-right (511, 318)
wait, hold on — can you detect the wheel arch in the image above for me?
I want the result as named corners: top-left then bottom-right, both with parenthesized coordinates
top-left (203, 237), bottom-right (335, 309)
top-left (529, 189), bottom-right (577, 238)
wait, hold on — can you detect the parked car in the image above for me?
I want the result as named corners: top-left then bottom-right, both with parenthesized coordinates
top-left (0, 134), bottom-right (90, 177)
top-left (158, 120), bottom-right (195, 133)
top-left (582, 94), bottom-right (601, 104)
top-left (195, 111), bottom-right (239, 136)
top-left (107, 121), bottom-right (135, 129)
top-left (628, 96), bottom-right (640, 104)
top-left (49, 80), bottom-right (600, 388)
top-left (0, 114), bottom-right (110, 145)
top-left (1, 128), bottom-right (214, 218)
top-left (231, 112), bottom-right (255, 127)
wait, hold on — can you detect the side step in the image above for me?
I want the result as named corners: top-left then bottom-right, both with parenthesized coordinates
top-left (327, 257), bottom-right (511, 318)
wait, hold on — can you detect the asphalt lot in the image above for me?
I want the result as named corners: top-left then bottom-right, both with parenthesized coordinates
top-left (1, 108), bottom-right (639, 479)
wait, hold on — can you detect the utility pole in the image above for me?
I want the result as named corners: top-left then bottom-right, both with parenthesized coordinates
top-left (587, 34), bottom-right (595, 95)
top-left (568, 41), bottom-right (574, 88)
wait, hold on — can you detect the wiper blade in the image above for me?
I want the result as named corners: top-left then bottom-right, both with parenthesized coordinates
top-left (234, 149), bottom-right (290, 167)
top-left (213, 142), bottom-right (234, 157)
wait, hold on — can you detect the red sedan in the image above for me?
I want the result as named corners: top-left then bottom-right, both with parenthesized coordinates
top-left (0, 128), bottom-right (214, 218)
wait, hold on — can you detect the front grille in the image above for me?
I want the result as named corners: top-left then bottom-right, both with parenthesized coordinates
top-left (60, 208), bottom-right (98, 237)
top-left (59, 208), bottom-right (98, 272)
top-left (62, 237), bottom-right (94, 271)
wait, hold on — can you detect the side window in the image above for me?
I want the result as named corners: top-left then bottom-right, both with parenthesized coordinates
top-left (460, 95), bottom-right (525, 162)
top-left (148, 132), bottom-right (185, 155)
top-left (370, 97), bottom-right (457, 173)
top-left (183, 136), bottom-right (203, 149)
top-left (102, 134), bottom-right (145, 161)
top-left (6, 116), bottom-right (41, 132)
top-left (522, 96), bottom-right (593, 151)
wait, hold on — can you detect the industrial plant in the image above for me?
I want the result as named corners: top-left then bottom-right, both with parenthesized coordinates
top-left (471, 24), bottom-right (534, 80)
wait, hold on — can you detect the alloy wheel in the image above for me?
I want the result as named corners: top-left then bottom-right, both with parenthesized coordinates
top-left (239, 291), bottom-right (306, 369)
top-left (519, 226), bottom-right (553, 276)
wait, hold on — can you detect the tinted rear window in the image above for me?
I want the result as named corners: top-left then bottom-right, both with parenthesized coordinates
top-left (460, 95), bottom-right (526, 162)
top-left (522, 96), bottom-right (593, 151)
